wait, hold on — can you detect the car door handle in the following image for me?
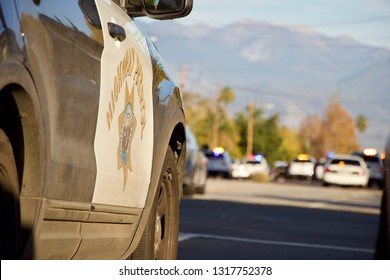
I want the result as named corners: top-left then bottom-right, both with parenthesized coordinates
top-left (107, 22), bottom-right (126, 42)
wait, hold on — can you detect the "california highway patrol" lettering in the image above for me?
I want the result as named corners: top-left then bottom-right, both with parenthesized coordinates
top-left (106, 48), bottom-right (147, 138)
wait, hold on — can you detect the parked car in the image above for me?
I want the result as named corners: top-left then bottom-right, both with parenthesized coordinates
top-left (322, 155), bottom-right (369, 187)
top-left (231, 154), bottom-right (269, 179)
top-left (352, 148), bottom-right (384, 188)
top-left (287, 154), bottom-right (316, 180)
top-left (204, 147), bottom-right (233, 178)
top-left (231, 159), bottom-right (252, 179)
top-left (183, 126), bottom-right (208, 194)
top-left (244, 154), bottom-right (270, 179)
top-left (0, 0), bottom-right (192, 260)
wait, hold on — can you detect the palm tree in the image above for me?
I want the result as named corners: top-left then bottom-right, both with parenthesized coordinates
top-left (211, 87), bottom-right (236, 147)
top-left (356, 114), bottom-right (368, 134)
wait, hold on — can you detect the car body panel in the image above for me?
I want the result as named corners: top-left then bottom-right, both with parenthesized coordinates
top-left (183, 126), bottom-right (207, 193)
top-left (93, 0), bottom-right (153, 208)
top-left (18, 0), bottom-right (103, 203)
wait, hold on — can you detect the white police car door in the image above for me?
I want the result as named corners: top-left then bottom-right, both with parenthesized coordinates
top-left (93, 0), bottom-right (153, 208)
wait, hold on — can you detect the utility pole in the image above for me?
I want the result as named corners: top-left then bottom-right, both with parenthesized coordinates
top-left (211, 85), bottom-right (220, 148)
top-left (247, 98), bottom-right (254, 157)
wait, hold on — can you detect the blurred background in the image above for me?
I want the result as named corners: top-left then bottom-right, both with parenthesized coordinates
top-left (138, 0), bottom-right (390, 260)
top-left (137, 0), bottom-right (390, 162)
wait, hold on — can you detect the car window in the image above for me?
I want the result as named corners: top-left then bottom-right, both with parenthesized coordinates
top-left (293, 159), bottom-right (313, 163)
top-left (205, 153), bottom-right (224, 160)
top-left (330, 159), bottom-right (361, 166)
top-left (352, 152), bottom-right (382, 164)
top-left (361, 156), bottom-right (381, 164)
top-left (247, 160), bottom-right (263, 165)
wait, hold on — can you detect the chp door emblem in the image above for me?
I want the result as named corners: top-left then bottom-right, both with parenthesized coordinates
top-left (117, 81), bottom-right (137, 190)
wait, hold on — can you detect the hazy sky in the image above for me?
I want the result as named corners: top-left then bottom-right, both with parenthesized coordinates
top-left (177, 0), bottom-right (390, 49)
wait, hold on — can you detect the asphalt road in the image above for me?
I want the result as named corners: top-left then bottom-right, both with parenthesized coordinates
top-left (177, 178), bottom-right (383, 260)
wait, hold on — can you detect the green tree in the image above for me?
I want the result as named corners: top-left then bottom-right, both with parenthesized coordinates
top-left (211, 86), bottom-right (236, 148)
top-left (182, 89), bottom-right (241, 158)
top-left (257, 114), bottom-right (283, 164)
top-left (235, 107), bottom-right (283, 164)
top-left (217, 86), bottom-right (235, 105)
top-left (279, 126), bottom-right (301, 161)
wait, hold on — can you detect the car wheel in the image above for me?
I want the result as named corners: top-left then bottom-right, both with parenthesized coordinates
top-left (322, 181), bottom-right (329, 187)
top-left (196, 183), bottom-right (206, 194)
top-left (131, 147), bottom-right (179, 260)
top-left (0, 129), bottom-right (21, 259)
top-left (183, 182), bottom-right (195, 195)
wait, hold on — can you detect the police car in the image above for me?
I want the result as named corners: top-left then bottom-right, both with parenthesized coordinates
top-left (287, 154), bottom-right (316, 180)
top-left (0, 0), bottom-right (192, 259)
top-left (231, 154), bottom-right (270, 180)
top-left (352, 148), bottom-right (385, 188)
top-left (204, 147), bottom-right (233, 178)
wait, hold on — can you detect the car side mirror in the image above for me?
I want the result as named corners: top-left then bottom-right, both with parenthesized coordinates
top-left (118, 0), bottom-right (193, 20)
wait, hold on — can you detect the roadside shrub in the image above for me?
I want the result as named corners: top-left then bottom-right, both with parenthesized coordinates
top-left (251, 173), bottom-right (269, 182)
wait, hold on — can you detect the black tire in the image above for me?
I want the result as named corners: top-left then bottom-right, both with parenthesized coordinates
top-left (183, 182), bottom-right (195, 195)
top-left (196, 183), bottom-right (206, 194)
top-left (322, 181), bottom-right (329, 187)
top-left (131, 147), bottom-right (180, 260)
top-left (0, 129), bottom-right (21, 259)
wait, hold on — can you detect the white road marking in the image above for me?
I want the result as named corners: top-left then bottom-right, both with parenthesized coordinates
top-left (179, 232), bottom-right (374, 253)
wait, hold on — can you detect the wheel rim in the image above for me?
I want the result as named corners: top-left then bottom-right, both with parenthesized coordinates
top-left (154, 170), bottom-right (177, 259)
top-left (0, 130), bottom-right (21, 259)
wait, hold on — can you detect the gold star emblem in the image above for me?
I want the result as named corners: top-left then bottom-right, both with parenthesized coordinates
top-left (117, 82), bottom-right (137, 190)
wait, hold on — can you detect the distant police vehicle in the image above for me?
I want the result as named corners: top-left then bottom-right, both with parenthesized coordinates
top-left (244, 154), bottom-right (270, 178)
top-left (352, 148), bottom-right (385, 188)
top-left (231, 154), bottom-right (269, 180)
top-left (287, 154), bottom-right (316, 180)
top-left (322, 154), bottom-right (369, 187)
top-left (204, 147), bottom-right (233, 178)
top-left (231, 159), bottom-right (251, 179)
top-left (0, 0), bottom-right (192, 259)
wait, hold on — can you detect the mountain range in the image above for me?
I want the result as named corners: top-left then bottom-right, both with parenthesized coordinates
top-left (136, 19), bottom-right (390, 152)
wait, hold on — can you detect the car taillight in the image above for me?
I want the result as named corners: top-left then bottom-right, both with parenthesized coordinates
top-left (378, 166), bottom-right (383, 172)
top-left (358, 168), bottom-right (365, 176)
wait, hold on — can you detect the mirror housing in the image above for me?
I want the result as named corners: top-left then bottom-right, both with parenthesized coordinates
top-left (118, 0), bottom-right (193, 20)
